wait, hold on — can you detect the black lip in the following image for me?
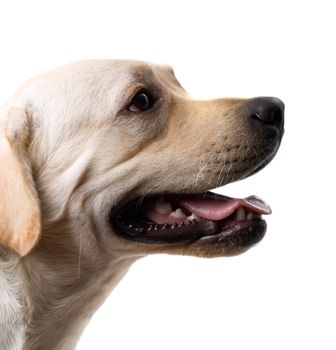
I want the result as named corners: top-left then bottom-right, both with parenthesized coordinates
top-left (196, 218), bottom-right (266, 250)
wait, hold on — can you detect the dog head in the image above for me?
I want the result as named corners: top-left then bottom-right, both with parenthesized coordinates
top-left (0, 60), bottom-right (284, 260)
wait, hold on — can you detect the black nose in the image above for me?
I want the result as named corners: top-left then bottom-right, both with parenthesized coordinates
top-left (247, 97), bottom-right (284, 129)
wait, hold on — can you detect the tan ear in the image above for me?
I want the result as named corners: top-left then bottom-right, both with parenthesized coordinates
top-left (0, 107), bottom-right (40, 256)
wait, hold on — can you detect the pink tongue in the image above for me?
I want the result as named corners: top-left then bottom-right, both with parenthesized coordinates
top-left (175, 194), bottom-right (272, 221)
top-left (143, 193), bottom-right (272, 224)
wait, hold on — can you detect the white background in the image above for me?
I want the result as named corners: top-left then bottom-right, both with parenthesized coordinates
top-left (1, 1), bottom-right (335, 349)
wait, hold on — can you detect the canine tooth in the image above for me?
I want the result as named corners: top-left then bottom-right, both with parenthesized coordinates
top-left (171, 224), bottom-right (176, 229)
top-left (169, 208), bottom-right (187, 219)
top-left (247, 213), bottom-right (254, 220)
top-left (148, 225), bottom-right (153, 231)
top-left (155, 197), bottom-right (173, 214)
top-left (187, 213), bottom-right (201, 222)
top-left (154, 225), bottom-right (158, 231)
top-left (235, 207), bottom-right (246, 221)
top-left (162, 224), bottom-right (167, 229)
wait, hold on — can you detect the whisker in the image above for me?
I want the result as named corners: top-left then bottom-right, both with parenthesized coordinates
top-left (77, 230), bottom-right (83, 280)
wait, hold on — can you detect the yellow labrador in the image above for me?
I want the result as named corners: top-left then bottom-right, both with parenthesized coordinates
top-left (0, 60), bottom-right (284, 349)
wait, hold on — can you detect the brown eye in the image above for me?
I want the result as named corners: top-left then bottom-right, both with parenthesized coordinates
top-left (128, 90), bottom-right (154, 112)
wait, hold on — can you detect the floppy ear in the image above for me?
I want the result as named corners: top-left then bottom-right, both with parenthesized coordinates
top-left (0, 107), bottom-right (41, 256)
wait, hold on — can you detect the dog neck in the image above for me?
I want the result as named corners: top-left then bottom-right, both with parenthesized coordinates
top-left (0, 249), bottom-right (29, 350)
top-left (0, 247), bottom-right (136, 350)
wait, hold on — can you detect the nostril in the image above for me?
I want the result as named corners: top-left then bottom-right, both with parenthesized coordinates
top-left (251, 112), bottom-right (266, 122)
top-left (252, 106), bottom-right (282, 124)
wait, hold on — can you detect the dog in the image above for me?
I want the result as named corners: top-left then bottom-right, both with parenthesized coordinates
top-left (0, 60), bottom-right (284, 349)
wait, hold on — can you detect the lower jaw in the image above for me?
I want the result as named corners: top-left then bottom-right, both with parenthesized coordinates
top-left (109, 189), bottom-right (270, 255)
top-left (111, 211), bottom-right (267, 248)
top-left (193, 218), bottom-right (267, 253)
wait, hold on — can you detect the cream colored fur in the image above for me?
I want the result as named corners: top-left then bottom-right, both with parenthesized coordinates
top-left (0, 60), bottom-right (280, 349)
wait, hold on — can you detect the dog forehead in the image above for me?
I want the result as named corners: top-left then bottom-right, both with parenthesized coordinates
top-left (24, 60), bottom-right (176, 94)
top-left (67, 59), bottom-right (174, 80)
top-left (100, 60), bottom-right (178, 90)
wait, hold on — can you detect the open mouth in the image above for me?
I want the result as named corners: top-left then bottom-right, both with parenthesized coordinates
top-left (111, 191), bottom-right (271, 246)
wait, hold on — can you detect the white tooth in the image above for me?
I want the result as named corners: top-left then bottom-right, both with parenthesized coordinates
top-left (235, 206), bottom-right (246, 221)
top-left (169, 208), bottom-right (187, 219)
top-left (247, 213), bottom-right (254, 220)
top-left (187, 213), bottom-right (201, 222)
top-left (155, 197), bottom-right (172, 214)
